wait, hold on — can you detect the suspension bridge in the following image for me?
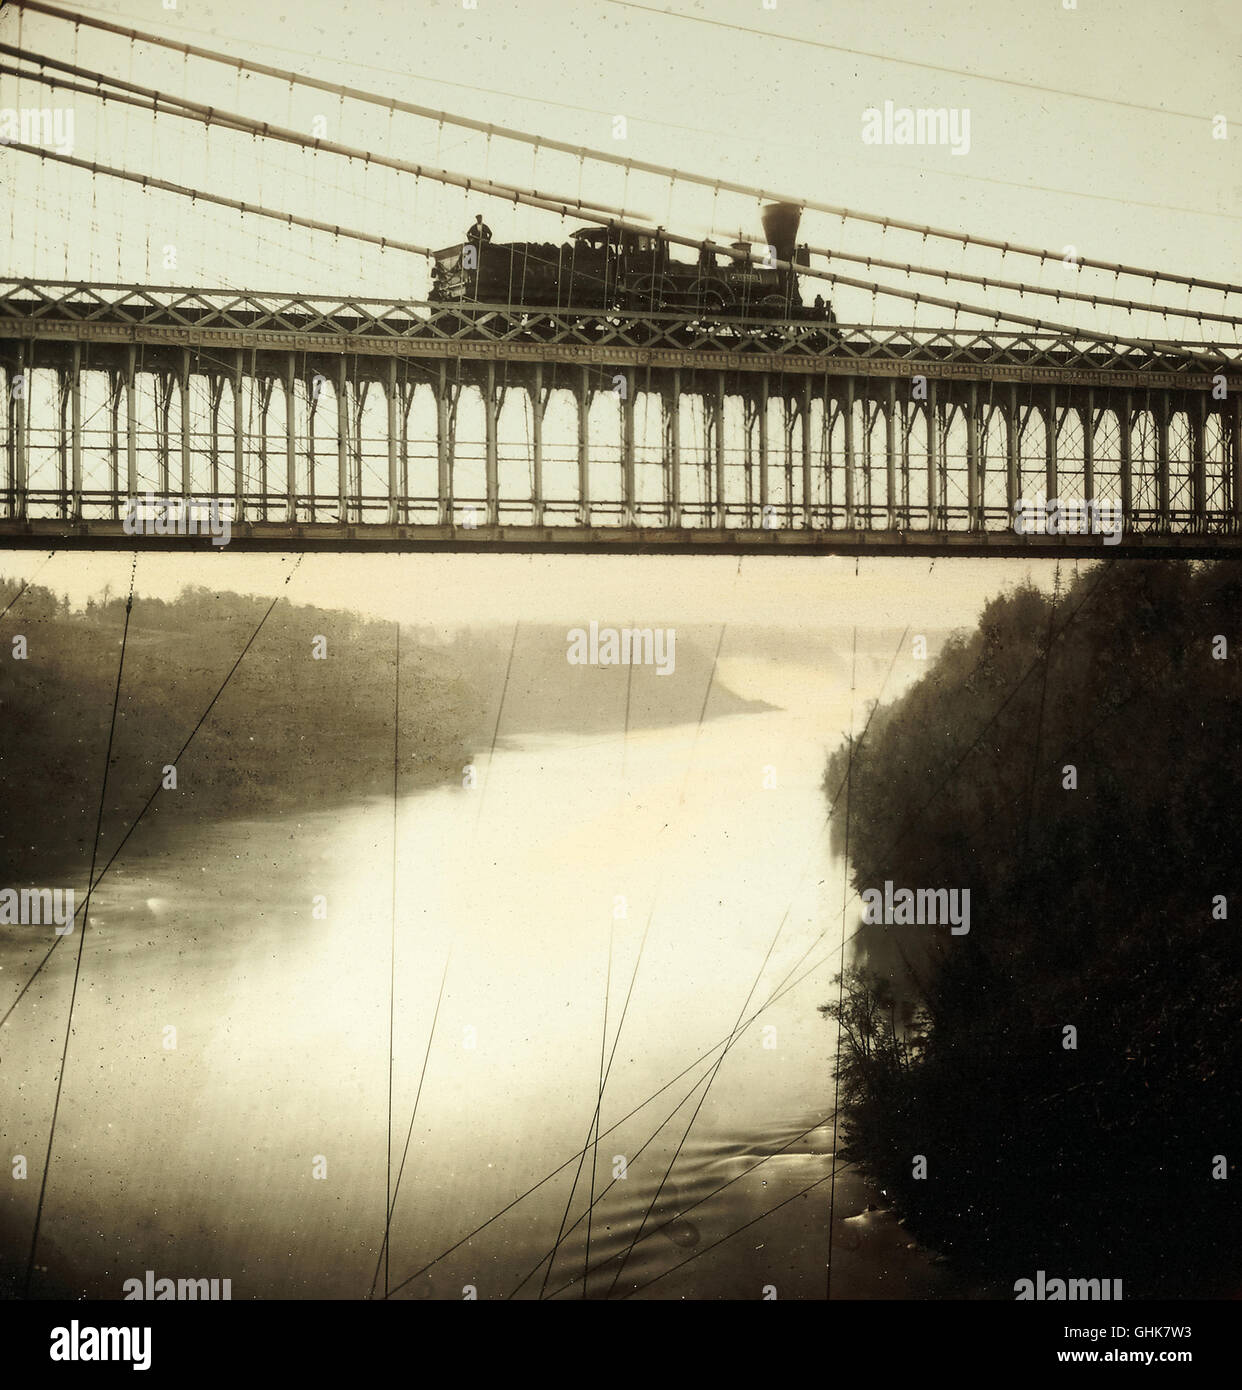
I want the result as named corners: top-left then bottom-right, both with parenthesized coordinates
top-left (3, 0), bottom-right (1240, 1317)
top-left (1, 0), bottom-right (1240, 554)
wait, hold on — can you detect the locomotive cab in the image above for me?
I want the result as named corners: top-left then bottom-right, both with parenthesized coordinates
top-left (568, 225), bottom-right (675, 312)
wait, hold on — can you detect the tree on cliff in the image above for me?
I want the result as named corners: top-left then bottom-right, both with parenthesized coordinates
top-left (822, 561), bottom-right (1242, 1298)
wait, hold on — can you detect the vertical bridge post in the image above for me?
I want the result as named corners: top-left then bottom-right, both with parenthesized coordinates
top-left (802, 377), bottom-right (814, 529)
top-left (1044, 386), bottom-right (1058, 506)
top-left (758, 375), bottom-right (769, 524)
top-left (336, 357), bottom-right (349, 525)
top-left (1156, 392), bottom-right (1170, 530)
top-left (209, 376), bottom-right (223, 505)
top-left (966, 380), bottom-right (979, 531)
top-left (233, 350), bottom-right (245, 523)
top-left (180, 348), bottom-right (192, 507)
top-left (387, 356), bottom-right (399, 526)
top-left (126, 344), bottom-right (138, 505)
top-left (1191, 391), bottom-right (1206, 531)
top-left (13, 342), bottom-right (28, 519)
top-left (1083, 390), bottom-right (1095, 508)
top-left (107, 370), bottom-right (121, 518)
top-left (1120, 390), bottom-right (1133, 528)
top-left (621, 368), bottom-right (635, 527)
top-left (926, 378), bottom-right (938, 528)
top-left (485, 361), bottom-right (499, 527)
top-left (667, 369), bottom-right (681, 528)
top-left (885, 378), bottom-right (897, 531)
top-left (532, 362), bottom-right (544, 527)
top-left (1006, 384), bottom-right (1018, 524)
top-left (577, 366), bottom-right (590, 527)
top-left (1232, 389), bottom-right (1242, 530)
top-left (843, 375), bottom-right (855, 528)
top-left (436, 361), bottom-right (451, 526)
top-left (286, 353), bottom-right (298, 523)
top-left (70, 343), bottom-right (83, 520)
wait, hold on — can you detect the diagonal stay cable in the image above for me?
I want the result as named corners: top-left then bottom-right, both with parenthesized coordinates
top-left (619, 1170), bottom-right (837, 1299)
top-left (522, 1029), bottom-right (716, 1300)
top-left (548, 616), bottom-right (637, 1294)
top-left (583, 920), bottom-right (614, 1298)
top-left (542, 1110), bottom-right (840, 1299)
top-left (386, 926), bottom-right (842, 1300)
top-left (500, 622), bottom-right (908, 1300)
top-left (472, 621), bottom-right (519, 834)
top-left (521, 898), bottom-right (656, 1301)
top-left (544, 889), bottom-right (894, 1301)
top-left (602, 619), bottom-right (868, 1301)
top-left (375, 618), bottom-right (520, 1296)
top-left (535, 621), bottom-right (725, 1298)
top-left (522, 976), bottom-right (813, 1301)
top-left (537, 950), bottom-right (824, 1302)
top-left (678, 623), bottom-right (726, 807)
top-left (535, 624), bottom-right (910, 1300)
top-left (24, 552), bottom-right (136, 1297)
top-left (539, 889), bottom-right (623, 1296)
top-left (601, 901), bottom-right (794, 1298)
top-left (550, 621), bottom-right (728, 1296)
top-left (0, 550), bottom-right (56, 624)
top-left (368, 947), bottom-right (451, 1300)
top-left (0, 556), bottom-right (305, 1033)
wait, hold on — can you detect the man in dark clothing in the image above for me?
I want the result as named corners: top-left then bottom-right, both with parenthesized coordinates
top-left (467, 214), bottom-right (492, 245)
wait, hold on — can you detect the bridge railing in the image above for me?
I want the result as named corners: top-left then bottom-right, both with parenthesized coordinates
top-left (2, 278), bottom-right (1237, 375)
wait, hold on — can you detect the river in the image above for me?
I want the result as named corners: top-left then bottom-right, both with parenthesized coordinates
top-left (2, 657), bottom-right (963, 1300)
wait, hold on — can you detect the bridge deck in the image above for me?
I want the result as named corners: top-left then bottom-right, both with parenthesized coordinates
top-left (1, 282), bottom-right (1240, 555)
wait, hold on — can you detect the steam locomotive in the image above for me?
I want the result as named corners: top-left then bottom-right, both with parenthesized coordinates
top-left (430, 202), bottom-right (834, 321)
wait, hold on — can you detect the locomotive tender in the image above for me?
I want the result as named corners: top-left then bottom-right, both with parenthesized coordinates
top-left (431, 202), bottom-right (835, 321)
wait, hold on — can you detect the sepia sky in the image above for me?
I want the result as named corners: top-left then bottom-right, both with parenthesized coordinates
top-left (1, 0), bottom-right (1238, 336)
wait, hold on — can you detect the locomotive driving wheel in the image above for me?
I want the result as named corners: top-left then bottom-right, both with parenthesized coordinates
top-left (624, 275), bottom-right (676, 313)
top-left (688, 279), bottom-right (731, 316)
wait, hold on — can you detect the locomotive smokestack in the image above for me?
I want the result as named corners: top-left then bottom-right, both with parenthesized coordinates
top-left (760, 202), bottom-right (802, 264)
